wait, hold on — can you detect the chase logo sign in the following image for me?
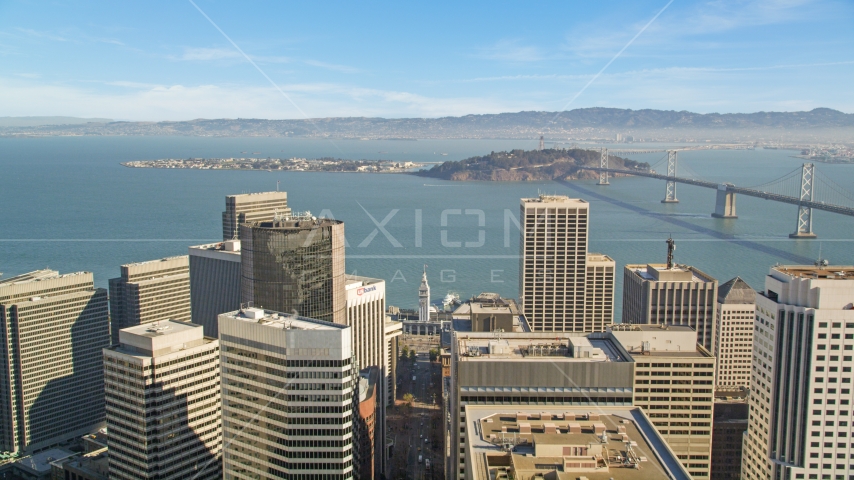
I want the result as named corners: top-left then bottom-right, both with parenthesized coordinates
top-left (357, 286), bottom-right (377, 296)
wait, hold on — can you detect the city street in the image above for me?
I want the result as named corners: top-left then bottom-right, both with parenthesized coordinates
top-left (387, 334), bottom-right (443, 480)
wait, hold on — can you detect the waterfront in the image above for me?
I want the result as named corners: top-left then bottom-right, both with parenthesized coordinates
top-left (1, 136), bottom-right (852, 319)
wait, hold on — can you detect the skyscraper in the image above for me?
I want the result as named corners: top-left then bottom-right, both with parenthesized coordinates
top-left (218, 308), bottom-right (355, 479)
top-left (418, 266), bottom-right (430, 322)
top-left (108, 256), bottom-right (191, 344)
top-left (714, 276), bottom-right (755, 389)
top-left (742, 265), bottom-right (854, 480)
top-left (622, 239), bottom-right (718, 351)
top-left (0, 270), bottom-right (110, 454)
top-left (189, 240), bottom-right (242, 337)
top-left (345, 274), bottom-right (392, 476)
top-left (222, 191), bottom-right (291, 241)
top-left (240, 214), bottom-right (345, 324)
top-left (519, 194), bottom-right (614, 332)
top-left (104, 320), bottom-right (221, 480)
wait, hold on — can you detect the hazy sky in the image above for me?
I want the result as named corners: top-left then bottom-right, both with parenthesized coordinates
top-left (1, 0), bottom-right (852, 120)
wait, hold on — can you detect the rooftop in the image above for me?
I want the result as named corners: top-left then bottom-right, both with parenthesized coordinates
top-left (466, 406), bottom-right (690, 480)
top-left (220, 307), bottom-right (347, 331)
top-left (189, 240), bottom-right (241, 255)
top-left (521, 194), bottom-right (587, 205)
top-left (608, 325), bottom-right (711, 359)
top-left (249, 216), bottom-right (342, 230)
top-left (771, 265), bottom-right (854, 280)
top-left (627, 263), bottom-right (715, 283)
top-left (456, 332), bottom-right (630, 363)
top-left (121, 255), bottom-right (187, 268)
top-left (121, 319), bottom-right (200, 338)
top-left (345, 274), bottom-right (384, 289)
top-left (0, 269), bottom-right (88, 287)
top-left (718, 276), bottom-right (756, 304)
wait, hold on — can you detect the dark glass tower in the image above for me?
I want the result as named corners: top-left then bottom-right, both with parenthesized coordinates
top-left (240, 215), bottom-right (345, 324)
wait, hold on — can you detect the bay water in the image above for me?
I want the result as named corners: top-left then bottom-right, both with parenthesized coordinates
top-left (1, 136), bottom-right (852, 320)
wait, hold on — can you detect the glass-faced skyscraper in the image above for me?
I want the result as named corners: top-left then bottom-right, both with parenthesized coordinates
top-left (240, 214), bottom-right (345, 324)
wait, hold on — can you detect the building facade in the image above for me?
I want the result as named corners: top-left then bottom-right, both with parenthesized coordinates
top-left (445, 325), bottom-right (715, 479)
top-left (518, 195), bottom-right (614, 332)
top-left (354, 367), bottom-right (379, 480)
top-left (714, 276), bottom-right (756, 389)
top-left (240, 216), bottom-right (345, 324)
top-left (104, 320), bottom-right (221, 480)
top-left (189, 240), bottom-right (242, 337)
top-left (611, 325), bottom-right (717, 478)
top-left (108, 256), bottom-right (191, 344)
top-left (742, 265), bottom-right (854, 480)
top-left (585, 253), bottom-right (616, 329)
top-left (0, 270), bottom-right (110, 454)
top-left (712, 390), bottom-right (749, 480)
top-left (345, 274), bottom-right (390, 476)
top-left (222, 191), bottom-right (291, 241)
top-left (218, 308), bottom-right (355, 479)
top-left (622, 263), bottom-right (718, 351)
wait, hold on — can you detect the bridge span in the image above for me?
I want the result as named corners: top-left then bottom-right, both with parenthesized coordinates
top-left (580, 149), bottom-right (854, 238)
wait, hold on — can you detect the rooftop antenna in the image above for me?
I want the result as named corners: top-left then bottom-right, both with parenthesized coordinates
top-left (666, 236), bottom-right (675, 270)
top-left (276, 180), bottom-right (280, 192)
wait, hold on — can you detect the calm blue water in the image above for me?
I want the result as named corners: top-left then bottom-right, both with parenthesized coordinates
top-left (1, 136), bottom-right (852, 320)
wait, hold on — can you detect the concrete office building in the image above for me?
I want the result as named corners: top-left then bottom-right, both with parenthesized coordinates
top-left (610, 325), bottom-right (716, 478)
top-left (622, 262), bottom-right (718, 351)
top-left (445, 325), bottom-right (715, 479)
top-left (345, 274), bottom-right (391, 476)
top-left (742, 265), bottom-right (854, 480)
top-left (189, 240), bottom-right (242, 337)
top-left (0, 270), bottom-right (110, 454)
top-left (714, 277), bottom-right (756, 389)
top-left (518, 195), bottom-right (615, 332)
top-left (222, 191), bottom-right (291, 241)
top-left (218, 308), bottom-right (355, 479)
top-left (585, 253), bottom-right (616, 327)
top-left (383, 320), bottom-right (402, 408)
top-left (240, 215), bottom-right (345, 324)
top-left (108, 256), bottom-right (191, 344)
top-left (712, 389), bottom-right (749, 480)
top-left (463, 405), bottom-right (692, 480)
top-left (104, 320), bottom-right (220, 480)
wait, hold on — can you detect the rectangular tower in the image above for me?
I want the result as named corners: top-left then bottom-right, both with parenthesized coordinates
top-left (345, 275), bottom-right (389, 477)
top-left (622, 263), bottom-right (718, 351)
top-left (218, 308), bottom-right (355, 479)
top-left (742, 265), bottom-right (854, 480)
top-left (585, 253), bottom-right (615, 330)
top-left (108, 256), bottom-right (190, 344)
top-left (714, 276), bottom-right (756, 389)
top-left (189, 240), bottom-right (242, 337)
top-left (104, 320), bottom-right (221, 480)
top-left (222, 191), bottom-right (291, 241)
top-left (519, 195), bottom-right (589, 332)
top-left (0, 270), bottom-right (110, 454)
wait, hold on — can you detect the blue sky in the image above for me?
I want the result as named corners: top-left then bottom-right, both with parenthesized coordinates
top-left (1, 0), bottom-right (852, 120)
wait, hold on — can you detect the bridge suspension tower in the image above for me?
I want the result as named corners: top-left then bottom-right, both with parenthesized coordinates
top-left (598, 148), bottom-right (609, 185)
top-left (790, 163), bottom-right (817, 239)
top-left (661, 150), bottom-right (678, 203)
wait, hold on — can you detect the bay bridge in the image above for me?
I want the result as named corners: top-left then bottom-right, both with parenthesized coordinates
top-left (579, 149), bottom-right (854, 239)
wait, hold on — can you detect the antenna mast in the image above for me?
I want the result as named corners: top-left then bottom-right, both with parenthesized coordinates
top-left (666, 236), bottom-right (676, 269)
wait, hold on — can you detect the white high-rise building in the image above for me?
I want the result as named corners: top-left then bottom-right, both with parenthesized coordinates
top-left (0, 270), bottom-right (110, 454)
top-left (714, 276), bottom-right (756, 389)
top-left (418, 266), bottom-right (430, 322)
top-left (104, 320), bottom-right (221, 480)
top-left (345, 274), bottom-right (393, 476)
top-left (742, 265), bottom-right (854, 480)
top-left (518, 195), bottom-right (615, 332)
top-left (218, 308), bottom-right (356, 479)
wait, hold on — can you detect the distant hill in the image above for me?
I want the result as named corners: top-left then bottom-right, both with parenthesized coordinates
top-left (0, 116), bottom-right (112, 127)
top-left (1, 108), bottom-right (852, 138)
top-left (416, 148), bottom-right (649, 181)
